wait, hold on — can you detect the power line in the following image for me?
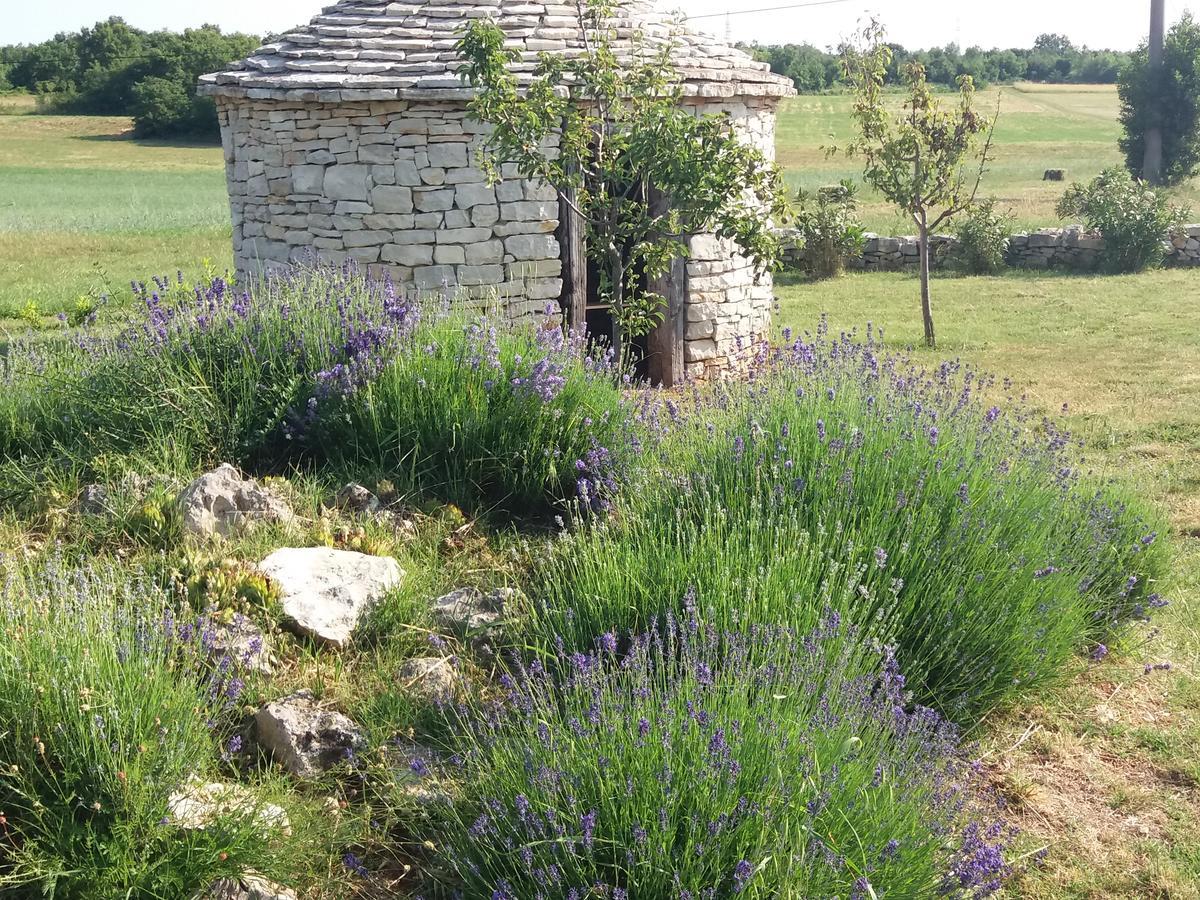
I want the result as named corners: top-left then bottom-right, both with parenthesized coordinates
top-left (686, 0), bottom-right (855, 21)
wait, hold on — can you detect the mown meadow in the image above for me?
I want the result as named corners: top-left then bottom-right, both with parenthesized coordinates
top-left (0, 82), bottom-right (1196, 899)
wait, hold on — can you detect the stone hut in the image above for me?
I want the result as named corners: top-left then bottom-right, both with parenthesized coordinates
top-left (199, 0), bottom-right (794, 382)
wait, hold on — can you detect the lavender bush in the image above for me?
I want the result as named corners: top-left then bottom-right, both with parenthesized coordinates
top-left (436, 606), bottom-right (1014, 898)
top-left (536, 319), bottom-right (1168, 721)
top-left (0, 263), bottom-right (629, 515)
top-left (0, 560), bottom-right (315, 896)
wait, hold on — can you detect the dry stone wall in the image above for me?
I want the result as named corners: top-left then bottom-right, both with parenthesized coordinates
top-left (682, 98), bottom-right (777, 378)
top-left (779, 225), bottom-right (1200, 273)
top-left (217, 95), bottom-right (562, 322)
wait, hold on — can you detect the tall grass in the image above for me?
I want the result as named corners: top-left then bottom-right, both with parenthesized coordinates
top-left (0, 264), bottom-right (629, 515)
top-left (437, 609), bottom-right (1013, 898)
top-left (534, 321), bottom-right (1168, 722)
top-left (0, 561), bottom-right (318, 897)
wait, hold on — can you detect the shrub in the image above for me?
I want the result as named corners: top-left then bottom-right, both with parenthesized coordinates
top-left (791, 180), bottom-right (867, 278)
top-left (953, 197), bottom-right (1014, 274)
top-left (438, 610), bottom-right (1014, 898)
top-left (0, 561), bottom-right (308, 896)
top-left (535, 321), bottom-right (1168, 721)
top-left (1118, 12), bottom-right (1200, 186)
top-left (0, 265), bottom-right (629, 516)
top-left (1055, 167), bottom-right (1191, 273)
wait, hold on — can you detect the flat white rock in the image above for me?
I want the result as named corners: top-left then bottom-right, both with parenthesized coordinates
top-left (259, 546), bottom-right (403, 647)
top-left (167, 775), bottom-right (290, 836)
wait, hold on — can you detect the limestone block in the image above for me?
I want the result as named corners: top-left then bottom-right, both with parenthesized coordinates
top-left (395, 159), bottom-right (422, 186)
top-left (343, 231), bottom-right (391, 248)
top-left (415, 265), bottom-right (458, 289)
top-left (472, 204), bottom-right (501, 227)
top-left (363, 214), bottom-right (415, 230)
top-left (456, 183), bottom-right (496, 209)
top-left (394, 229), bottom-right (437, 244)
top-left (420, 168), bottom-right (447, 186)
top-left (495, 180), bottom-right (524, 202)
top-left (383, 244), bottom-right (435, 266)
top-left (684, 339), bottom-right (720, 362)
top-left (444, 167), bottom-right (487, 184)
top-left (526, 277), bottom-right (563, 299)
top-left (466, 240), bottom-right (504, 264)
top-left (414, 188), bottom-right (455, 211)
top-left (493, 220), bottom-right (557, 237)
top-left (324, 165), bottom-right (371, 201)
top-left (360, 144), bottom-right (396, 165)
top-left (372, 185), bottom-right (414, 214)
top-left (434, 245), bottom-right (466, 264)
top-left (444, 209), bottom-right (471, 228)
top-left (427, 143), bottom-right (468, 168)
top-left (437, 226), bottom-right (492, 244)
top-left (504, 233), bottom-right (559, 260)
top-left (457, 264), bottom-right (506, 285)
top-left (506, 256), bottom-right (559, 280)
top-left (689, 233), bottom-right (732, 261)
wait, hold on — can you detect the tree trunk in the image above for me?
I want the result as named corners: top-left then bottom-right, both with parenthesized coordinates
top-left (1145, 0), bottom-right (1166, 184)
top-left (918, 219), bottom-right (936, 348)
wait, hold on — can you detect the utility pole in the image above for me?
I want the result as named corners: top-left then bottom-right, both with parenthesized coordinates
top-left (1144, 0), bottom-right (1165, 183)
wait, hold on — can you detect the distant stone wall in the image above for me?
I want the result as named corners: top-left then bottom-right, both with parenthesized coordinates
top-left (779, 224), bottom-right (1200, 273)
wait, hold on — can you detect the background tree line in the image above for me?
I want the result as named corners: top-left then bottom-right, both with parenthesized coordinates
top-left (748, 33), bottom-right (1131, 92)
top-left (0, 17), bottom-right (257, 138)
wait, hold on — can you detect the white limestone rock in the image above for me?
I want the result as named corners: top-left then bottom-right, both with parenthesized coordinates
top-left (178, 464), bottom-right (294, 539)
top-left (397, 656), bottom-right (461, 702)
top-left (167, 775), bottom-right (290, 836)
top-left (198, 873), bottom-right (298, 900)
top-left (255, 689), bottom-right (367, 778)
top-left (259, 546), bottom-right (403, 647)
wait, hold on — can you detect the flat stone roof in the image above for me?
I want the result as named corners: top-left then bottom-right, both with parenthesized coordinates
top-left (199, 0), bottom-right (796, 102)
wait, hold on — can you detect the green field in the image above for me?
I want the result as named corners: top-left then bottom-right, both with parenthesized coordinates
top-left (777, 83), bottom-right (1200, 232)
top-left (0, 115), bottom-right (230, 317)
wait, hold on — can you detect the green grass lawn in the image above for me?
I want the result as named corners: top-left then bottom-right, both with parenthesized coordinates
top-left (777, 270), bottom-right (1200, 899)
top-left (0, 115), bottom-right (231, 318)
top-left (777, 83), bottom-right (1200, 233)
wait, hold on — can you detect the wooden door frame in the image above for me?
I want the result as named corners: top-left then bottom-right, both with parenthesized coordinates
top-left (645, 187), bottom-right (686, 387)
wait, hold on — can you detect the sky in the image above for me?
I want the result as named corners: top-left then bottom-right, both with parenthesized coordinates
top-left (7, 0), bottom-right (1200, 51)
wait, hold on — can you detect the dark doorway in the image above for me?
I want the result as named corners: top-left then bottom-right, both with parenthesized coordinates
top-left (556, 185), bottom-right (684, 386)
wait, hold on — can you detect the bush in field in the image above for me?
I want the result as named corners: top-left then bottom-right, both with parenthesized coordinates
top-left (0, 265), bottom-right (629, 515)
top-left (0, 562), bottom-right (312, 897)
top-left (536, 321), bottom-right (1168, 721)
top-left (953, 198), bottom-right (1014, 274)
top-left (439, 610), bottom-right (1013, 897)
top-left (791, 180), bottom-right (867, 278)
top-left (1056, 167), bottom-right (1190, 273)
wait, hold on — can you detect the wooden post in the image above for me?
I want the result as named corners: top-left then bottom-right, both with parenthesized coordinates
top-left (1144, 0), bottom-right (1166, 184)
top-left (558, 185), bottom-right (587, 334)
top-left (645, 187), bottom-right (686, 387)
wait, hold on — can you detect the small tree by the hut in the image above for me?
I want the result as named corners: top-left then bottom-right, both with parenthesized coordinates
top-left (455, 0), bottom-right (787, 362)
top-left (838, 20), bottom-right (996, 348)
